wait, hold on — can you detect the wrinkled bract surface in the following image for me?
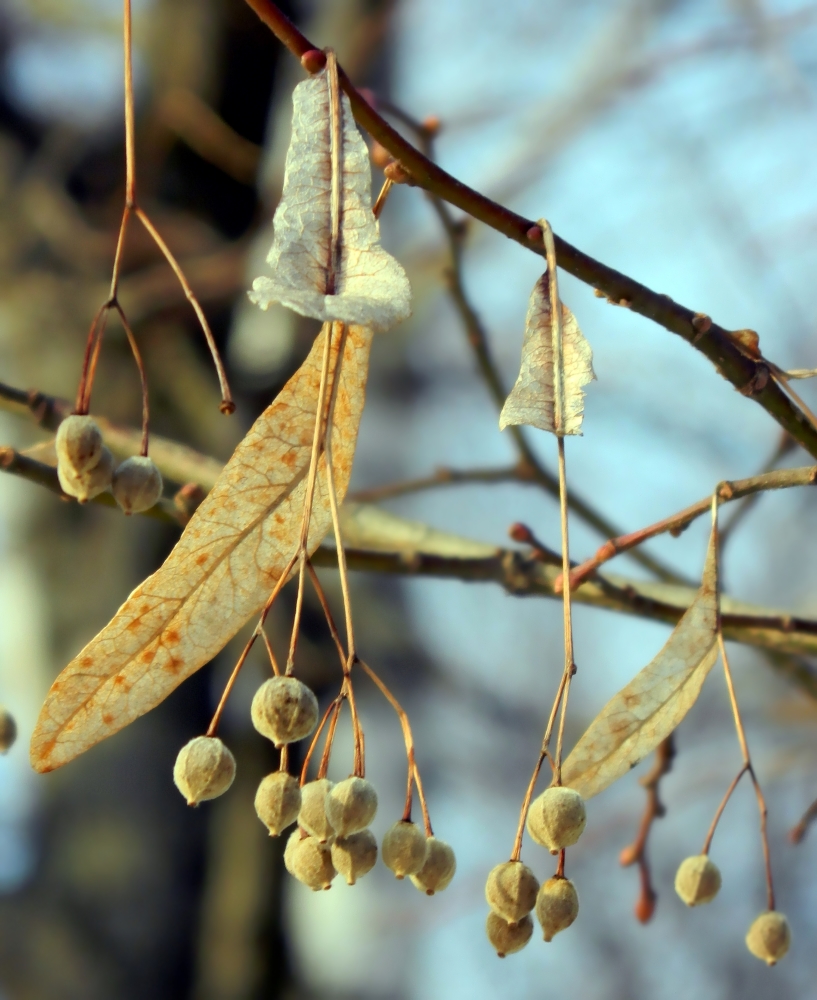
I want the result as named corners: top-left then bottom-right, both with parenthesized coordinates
top-left (250, 71), bottom-right (411, 332)
top-left (561, 527), bottom-right (719, 798)
top-left (31, 324), bottom-right (373, 772)
top-left (499, 272), bottom-right (594, 436)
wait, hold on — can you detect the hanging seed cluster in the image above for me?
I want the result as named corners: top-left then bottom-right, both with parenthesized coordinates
top-left (485, 786), bottom-right (585, 957)
top-left (56, 415), bottom-right (163, 513)
top-left (171, 673), bottom-right (456, 896)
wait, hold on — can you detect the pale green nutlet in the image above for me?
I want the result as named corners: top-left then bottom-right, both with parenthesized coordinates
top-left (331, 829), bottom-right (377, 885)
top-left (284, 829), bottom-right (336, 890)
top-left (112, 455), bottom-right (163, 514)
top-left (254, 771), bottom-right (301, 836)
top-left (526, 786), bottom-right (586, 854)
top-left (485, 861), bottom-right (539, 924)
top-left (745, 911), bottom-right (791, 966)
top-left (485, 912), bottom-right (533, 957)
top-left (173, 736), bottom-right (236, 806)
top-left (251, 676), bottom-right (319, 748)
top-left (674, 855), bottom-right (721, 907)
top-left (410, 837), bottom-right (456, 895)
top-left (535, 876), bottom-right (579, 941)
top-left (381, 821), bottom-right (428, 879)
top-left (325, 776), bottom-right (378, 838)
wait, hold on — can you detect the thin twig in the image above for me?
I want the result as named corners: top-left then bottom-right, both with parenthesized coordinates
top-left (789, 795), bottom-right (817, 844)
top-left (242, 0), bottom-right (817, 463)
top-left (619, 735), bottom-right (675, 924)
top-left (301, 694), bottom-right (344, 785)
top-left (112, 304), bottom-right (150, 455)
top-left (559, 465), bottom-right (817, 592)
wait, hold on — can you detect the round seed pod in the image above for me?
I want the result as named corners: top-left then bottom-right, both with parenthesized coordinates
top-left (284, 830), bottom-right (336, 890)
top-left (674, 855), bottom-right (722, 907)
top-left (745, 911), bottom-right (791, 966)
top-left (536, 876), bottom-right (579, 942)
top-left (331, 829), bottom-right (378, 885)
top-left (485, 912), bottom-right (533, 958)
top-left (56, 415), bottom-right (104, 474)
top-left (325, 776), bottom-right (378, 838)
top-left (381, 821), bottom-right (428, 879)
top-left (526, 786), bottom-right (587, 853)
top-left (0, 707), bottom-right (17, 753)
top-left (58, 445), bottom-right (114, 502)
top-left (250, 676), bottom-right (319, 748)
top-left (485, 861), bottom-right (539, 924)
top-left (254, 771), bottom-right (301, 836)
top-left (173, 736), bottom-right (236, 806)
top-left (410, 837), bottom-right (456, 895)
top-left (298, 778), bottom-right (336, 842)
top-left (112, 456), bottom-right (163, 514)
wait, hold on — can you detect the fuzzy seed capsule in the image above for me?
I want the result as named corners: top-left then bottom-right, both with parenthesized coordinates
top-left (254, 771), bottom-right (301, 836)
top-left (485, 861), bottom-right (539, 924)
top-left (284, 830), bottom-right (336, 890)
top-left (745, 911), bottom-right (791, 966)
top-left (526, 786), bottom-right (586, 853)
top-left (298, 778), bottom-right (336, 842)
top-left (112, 455), bottom-right (163, 514)
top-left (331, 829), bottom-right (378, 885)
top-left (0, 707), bottom-right (16, 753)
top-left (536, 876), bottom-right (579, 942)
top-left (251, 676), bottom-right (319, 748)
top-left (382, 821), bottom-right (428, 879)
top-left (56, 415), bottom-right (104, 474)
top-left (325, 776), bottom-right (378, 838)
top-left (674, 855), bottom-right (721, 907)
top-left (410, 837), bottom-right (456, 895)
top-left (58, 445), bottom-right (114, 502)
top-left (173, 736), bottom-right (236, 806)
top-left (485, 912), bottom-right (533, 957)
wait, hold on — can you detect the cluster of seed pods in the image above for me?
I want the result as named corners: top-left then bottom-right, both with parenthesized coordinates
top-left (173, 675), bottom-right (456, 896)
top-left (56, 415), bottom-right (163, 513)
top-left (674, 854), bottom-right (791, 965)
top-left (485, 786), bottom-right (586, 956)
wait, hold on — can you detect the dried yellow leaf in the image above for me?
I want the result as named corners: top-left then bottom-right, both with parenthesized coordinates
top-left (561, 526), bottom-right (719, 798)
top-left (249, 69), bottom-right (411, 333)
top-left (499, 272), bottom-right (595, 436)
top-left (31, 323), bottom-right (373, 773)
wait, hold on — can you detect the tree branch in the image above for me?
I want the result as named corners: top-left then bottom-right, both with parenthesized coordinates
top-left (242, 0), bottom-right (817, 461)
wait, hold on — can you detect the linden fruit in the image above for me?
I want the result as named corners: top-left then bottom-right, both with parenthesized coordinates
top-left (284, 830), bottom-right (336, 891)
top-left (250, 676), bottom-right (319, 748)
top-left (254, 771), bottom-right (301, 836)
top-left (56, 415), bottom-right (104, 474)
top-left (112, 455), bottom-right (163, 514)
top-left (536, 876), bottom-right (579, 942)
top-left (58, 445), bottom-right (114, 502)
top-left (674, 855), bottom-right (721, 907)
top-left (381, 821), bottom-right (428, 879)
top-left (745, 911), bottom-right (791, 966)
top-left (485, 912), bottom-right (533, 957)
top-left (410, 837), bottom-right (456, 895)
top-left (526, 786), bottom-right (586, 854)
top-left (485, 861), bottom-right (539, 924)
top-left (298, 778), bottom-right (336, 843)
top-left (325, 776), bottom-right (378, 838)
top-left (331, 829), bottom-right (378, 885)
top-left (173, 736), bottom-right (236, 806)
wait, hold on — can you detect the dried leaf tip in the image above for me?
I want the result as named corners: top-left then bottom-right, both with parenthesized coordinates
top-left (249, 68), bottom-right (411, 333)
top-left (499, 270), bottom-right (595, 437)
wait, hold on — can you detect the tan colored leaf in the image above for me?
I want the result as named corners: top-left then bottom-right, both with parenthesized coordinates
top-left (561, 528), bottom-right (718, 798)
top-left (499, 272), bottom-right (595, 436)
top-left (31, 324), bottom-right (373, 773)
top-left (249, 70), bottom-right (411, 332)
